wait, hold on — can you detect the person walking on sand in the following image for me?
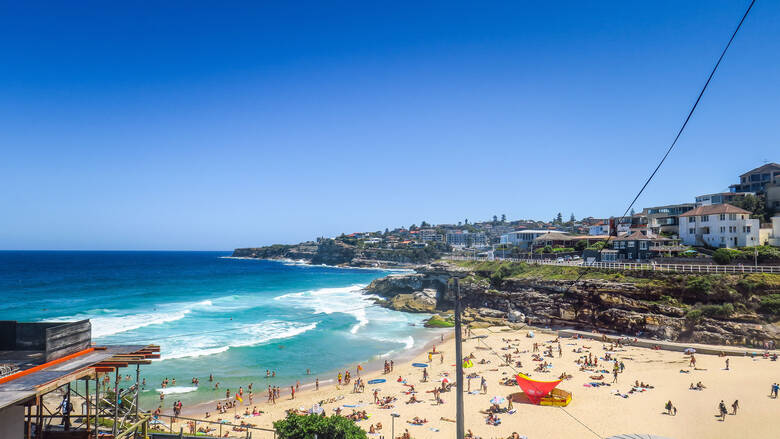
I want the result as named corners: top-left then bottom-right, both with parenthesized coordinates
top-left (718, 400), bottom-right (727, 421)
top-left (731, 400), bottom-right (739, 415)
top-left (725, 358), bottom-right (730, 370)
top-left (316, 378), bottom-right (319, 391)
top-left (290, 385), bottom-right (295, 400)
top-left (772, 383), bottom-right (779, 398)
top-left (690, 355), bottom-right (696, 368)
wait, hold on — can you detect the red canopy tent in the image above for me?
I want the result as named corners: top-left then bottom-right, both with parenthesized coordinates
top-left (514, 373), bottom-right (562, 405)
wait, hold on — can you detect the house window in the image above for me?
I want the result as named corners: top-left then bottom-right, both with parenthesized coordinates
top-left (720, 214), bottom-right (725, 220)
top-left (628, 241), bottom-right (635, 248)
top-left (700, 215), bottom-right (709, 222)
top-left (689, 228), bottom-right (695, 234)
top-left (720, 226), bottom-right (725, 233)
top-left (746, 226), bottom-right (751, 233)
top-left (729, 214), bottom-right (737, 220)
top-left (640, 241), bottom-right (648, 250)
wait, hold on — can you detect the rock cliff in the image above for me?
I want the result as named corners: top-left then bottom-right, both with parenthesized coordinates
top-left (365, 261), bottom-right (780, 347)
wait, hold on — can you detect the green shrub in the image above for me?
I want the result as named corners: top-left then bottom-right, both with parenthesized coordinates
top-left (586, 241), bottom-right (606, 251)
top-left (685, 309), bottom-right (703, 321)
top-left (425, 315), bottom-right (455, 328)
top-left (758, 294), bottom-right (780, 316)
top-left (712, 248), bottom-right (737, 265)
top-left (685, 276), bottom-right (712, 294)
top-left (274, 413), bottom-right (367, 439)
top-left (700, 303), bottom-right (734, 318)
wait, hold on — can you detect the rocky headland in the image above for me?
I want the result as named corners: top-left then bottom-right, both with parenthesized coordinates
top-left (232, 239), bottom-right (445, 268)
top-left (365, 260), bottom-right (780, 346)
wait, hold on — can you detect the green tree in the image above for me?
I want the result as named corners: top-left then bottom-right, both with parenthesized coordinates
top-left (569, 213), bottom-right (576, 223)
top-left (630, 208), bottom-right (636, 216)
top-left (464, 218), bottom-right (469, 225)
top-left (556, 212), bottom-right (563, 224)
top-left (383, 228), bottom-right (389, 235)
top-left (728, 194), bottom-right (768, 221)
top-left (575, 240), bottom-right (588, 251)
top-left (712, 248), bottom-right (735, 265)
top-left (274, 413), bottom-right (367, 439)
top-left (493, 215), bottom-right (498, 223)
top-left (420, 221), bottom-right (429, 228)
top-left (501, 214), bottom-right (506, 222)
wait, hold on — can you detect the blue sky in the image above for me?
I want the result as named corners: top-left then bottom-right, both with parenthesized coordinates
top-left (1, 1), bottom-right (778, 250)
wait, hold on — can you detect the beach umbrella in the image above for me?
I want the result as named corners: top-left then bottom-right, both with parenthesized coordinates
top-left (489, 396), bottom-right (506, 405)
top-left (440, 378), bottom-right (449, 384)
top-left (309, 403), bottom-right (324, 415)
top-left (684, 348), bottom-right (696, 354)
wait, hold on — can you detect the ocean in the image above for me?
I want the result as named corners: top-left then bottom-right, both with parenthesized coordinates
top-left (0, 251), bottom-right (440, 409)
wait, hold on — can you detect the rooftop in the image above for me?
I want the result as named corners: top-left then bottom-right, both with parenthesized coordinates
top-left (739, 162), bottom-right (780, 178)
top-left (0, 320), bottom-right (159, 410)
top-left (678, 204), bottom-right (752, 217)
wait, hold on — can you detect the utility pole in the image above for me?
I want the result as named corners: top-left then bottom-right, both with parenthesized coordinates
top-left (454, 278), bottom-right (464, 439)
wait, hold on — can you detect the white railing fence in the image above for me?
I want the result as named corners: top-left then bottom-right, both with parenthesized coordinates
top-left (444, 256), bottom-right (780, 274)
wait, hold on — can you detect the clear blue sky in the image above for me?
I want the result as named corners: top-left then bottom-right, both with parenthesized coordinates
top-left (1, 1), bottom-right (778, 250)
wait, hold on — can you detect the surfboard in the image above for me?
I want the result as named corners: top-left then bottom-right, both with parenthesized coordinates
top-left (367, 379), bottom-right (386, 384)
top-left (412, 363), bottom-right (428, 368)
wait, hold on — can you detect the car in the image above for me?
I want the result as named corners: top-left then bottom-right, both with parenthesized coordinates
top-left (556, 257), bottom-right (564, 262)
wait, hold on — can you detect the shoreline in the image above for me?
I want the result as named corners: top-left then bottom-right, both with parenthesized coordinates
top-left (149, 323), bottom-right (780, 439)
top-left (170, 326), bottom-right (453, 418)
top-left (220, 255), bottom-right (421, 271)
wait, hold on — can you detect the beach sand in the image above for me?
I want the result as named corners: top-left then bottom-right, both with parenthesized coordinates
top-left (161, 326), bottom-right (780, 438)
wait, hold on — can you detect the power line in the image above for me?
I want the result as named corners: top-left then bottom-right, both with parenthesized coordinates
top-left (577, 0), bottom-right (756, 282)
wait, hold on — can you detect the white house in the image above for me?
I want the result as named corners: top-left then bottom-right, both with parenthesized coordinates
top-left (678, 204), bottom-right (759, 248)
top-left (500, 229), bottom-right (561, 250)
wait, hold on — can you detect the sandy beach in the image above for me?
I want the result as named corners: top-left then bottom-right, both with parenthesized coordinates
top-left (158, 326), bottom-right (780, 439)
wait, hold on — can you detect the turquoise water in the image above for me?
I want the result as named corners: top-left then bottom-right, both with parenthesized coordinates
top-left (0, 251), bottom-right (437, 409)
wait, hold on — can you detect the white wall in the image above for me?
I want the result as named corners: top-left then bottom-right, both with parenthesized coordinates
top-left (679, 214), bottom-right (759, 248)
top-left (0, 405), bottom-right (24, 439)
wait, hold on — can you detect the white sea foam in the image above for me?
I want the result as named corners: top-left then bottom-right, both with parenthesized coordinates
top-left (275, 284), bottom-right (372, 334)
top-left (155, 386), bottom-right (198, 395)
top-left (158, 321), bottom-right (318, 361)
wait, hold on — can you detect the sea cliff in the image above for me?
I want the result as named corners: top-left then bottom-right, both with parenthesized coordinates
top-left (365, 260), bottom-right (780, 346)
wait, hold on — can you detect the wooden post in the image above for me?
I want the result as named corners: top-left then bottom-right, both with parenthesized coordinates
top-left (134, 363), bottom-right (140, 421)
top-left (95, 374), bottom-right (100, 436)
top-left (113, 368), bottom-right (119, 436)
top-left (26, 404), bottom-right (31, 439)
top-left (86, 379), bottom-right (90, 433)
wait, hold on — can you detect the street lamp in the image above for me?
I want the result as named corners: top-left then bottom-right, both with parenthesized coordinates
top-left (391, 413), bottom-right (400, 439)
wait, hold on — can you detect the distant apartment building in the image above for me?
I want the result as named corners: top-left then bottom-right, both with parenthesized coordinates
top-left (419, 229), bottom-right (443, 242)
top-left (679, 204), bottom-right (759, 248)
top-left (446, 230), bottom-right (487, 248)
top-left (695, 192), bottom-right (755, 206)
top-left (500, 229), bottom-right (560, 250)
top-left (728, 162), bottom-right (780, 194)
top-left (642, 203), bottom-right (695, 237)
